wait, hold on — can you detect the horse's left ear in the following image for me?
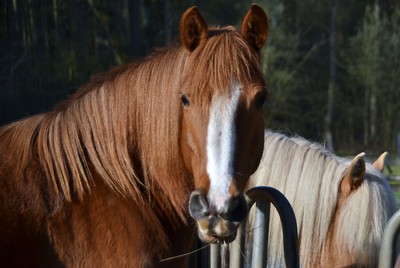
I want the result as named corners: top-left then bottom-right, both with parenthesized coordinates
top-left (373, 152), bottom-right (388, 172)
top-left (340, 152), bottom-right (366, 197)
top-left (241, 4), bottom-right (269, 52)
top-left (180, 6), bottom-right (208, 51)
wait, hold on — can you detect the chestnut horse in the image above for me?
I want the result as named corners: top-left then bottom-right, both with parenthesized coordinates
top-left (244, 130), bottom-right (397, 267)
top-left (0, 5), bottom-right (269, 267)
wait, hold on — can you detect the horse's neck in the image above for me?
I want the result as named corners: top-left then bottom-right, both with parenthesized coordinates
top-left (40, 180), bottom-right (193, 266)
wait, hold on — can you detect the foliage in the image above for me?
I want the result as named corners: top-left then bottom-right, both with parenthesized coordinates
top-left (343, 6), bottom-right (400, 151)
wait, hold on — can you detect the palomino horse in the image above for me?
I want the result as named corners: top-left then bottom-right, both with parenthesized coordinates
top-left (244, 130), bottom-right (397, 267)
top-left (0, 5), bottom-right (270, 267)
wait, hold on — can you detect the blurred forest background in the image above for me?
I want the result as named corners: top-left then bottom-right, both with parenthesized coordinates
top-left (1, 0), bottom-right (400, 156)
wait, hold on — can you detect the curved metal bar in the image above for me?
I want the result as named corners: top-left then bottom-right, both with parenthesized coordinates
top-left (379, 210), bottom-right (400, 268)
top-left (246, 186), bottom-right (300, 268)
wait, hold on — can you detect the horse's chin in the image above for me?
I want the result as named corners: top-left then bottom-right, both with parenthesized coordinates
top-left (198, 231), bottom-right (237, 244)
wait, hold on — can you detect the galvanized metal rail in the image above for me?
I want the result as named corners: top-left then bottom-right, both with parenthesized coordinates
top-left (210, 186), bottom-right (300, 268)
top-left (379, 210), bottom-right (400, 267)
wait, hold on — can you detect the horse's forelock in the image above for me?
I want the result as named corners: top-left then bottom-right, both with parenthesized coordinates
top-left (183, 28), bottom-right (263, 106)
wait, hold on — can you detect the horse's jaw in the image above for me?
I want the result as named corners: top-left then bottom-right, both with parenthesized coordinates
top-left (197, 229), bottom-right (237, 244)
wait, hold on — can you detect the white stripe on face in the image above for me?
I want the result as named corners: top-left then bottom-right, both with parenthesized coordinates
top-left (207, 82), bottom-right (241, 212)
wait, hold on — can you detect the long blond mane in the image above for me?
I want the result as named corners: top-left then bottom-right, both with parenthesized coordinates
top-left (246, 130), bottom-right (397, 267)
top-left (0, 27), bottom-right (261, 218)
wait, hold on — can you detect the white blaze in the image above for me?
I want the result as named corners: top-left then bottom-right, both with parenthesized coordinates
top-left (207, 82), bottom-right (241, 212)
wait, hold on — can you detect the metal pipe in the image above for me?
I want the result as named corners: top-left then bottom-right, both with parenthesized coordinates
top-left (379, 210), bottom-right (400, 268)
top-left (210, 243), bottom-right (220, 268)
top-left (251, 200), bottom-right (270, 268)
top-left (229, 224), bottom-right (246, 268)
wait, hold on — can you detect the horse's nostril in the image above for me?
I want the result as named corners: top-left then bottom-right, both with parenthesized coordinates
top-left (225, 195), bottom-right (248, 222)
top-left (189, 191), bottom-right (248, 223)
top-left (189, 191), bottom-right (209, 219)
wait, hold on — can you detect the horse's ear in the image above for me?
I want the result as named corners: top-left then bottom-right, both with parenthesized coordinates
top-left (340, 153), bottom-right (366, 197)
top-left (373, 152), bottom-right (388, 172)
top-left (241, 4), bottom-right (269, 52)
top-left (179, 6), bottom-right (208, 51)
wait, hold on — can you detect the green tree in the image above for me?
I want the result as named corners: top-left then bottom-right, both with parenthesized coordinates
top-left (254, 1), bottom-right (301, 133)
top-left (344, 5), bottom-right (400, 152)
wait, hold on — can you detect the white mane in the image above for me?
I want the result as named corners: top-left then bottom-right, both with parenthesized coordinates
top-left (245, 130), bottom-right (397, 267)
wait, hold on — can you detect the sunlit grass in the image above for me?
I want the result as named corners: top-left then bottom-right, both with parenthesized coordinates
top-left (386, 165), bottom-right (400, 205)
top-left (384, 165), bottom-right (400, 177)
top-left (394, 192), bottom-right (400, 205)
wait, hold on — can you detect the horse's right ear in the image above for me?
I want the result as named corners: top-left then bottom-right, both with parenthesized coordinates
top-left (373, 152), bottom-right (388, 172)
top-left (340, 153), bottom-right (366, 197)
top-left (241, 4), bottom-right (269, 52)
top-left (180, 6), bottom-right (208, 51)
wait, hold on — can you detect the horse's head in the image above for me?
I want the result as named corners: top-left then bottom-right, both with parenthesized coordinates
top-left (178, 5), bottom-right (269, 243)
top-left (321, 152), bottom-right (398, 266)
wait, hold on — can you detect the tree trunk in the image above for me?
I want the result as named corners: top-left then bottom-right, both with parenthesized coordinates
top-left (164, 0), bottom-right (172, 45)
top-left (370, 2), bottom-right (380, 144)
top-left (324, 0), bottom-right (338, 152)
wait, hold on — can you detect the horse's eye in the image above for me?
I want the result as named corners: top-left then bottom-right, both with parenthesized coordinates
top-left (181, 95), bottom-right (190, 107)
top-left (254, 92), bottom-right (267, 108)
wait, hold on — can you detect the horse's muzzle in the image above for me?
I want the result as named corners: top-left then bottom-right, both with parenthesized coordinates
top-left (189, 190), bottom-right (248, 243)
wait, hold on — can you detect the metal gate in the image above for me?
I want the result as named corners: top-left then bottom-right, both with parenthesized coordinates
top-left (207, 186), bottom-right (400, 268)
top-left (379, 210), bottom-right (400, 267)
top-left (186, 186), bottom-right (400, 268)
top-left (208, 186), bottom-right (300, 268)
